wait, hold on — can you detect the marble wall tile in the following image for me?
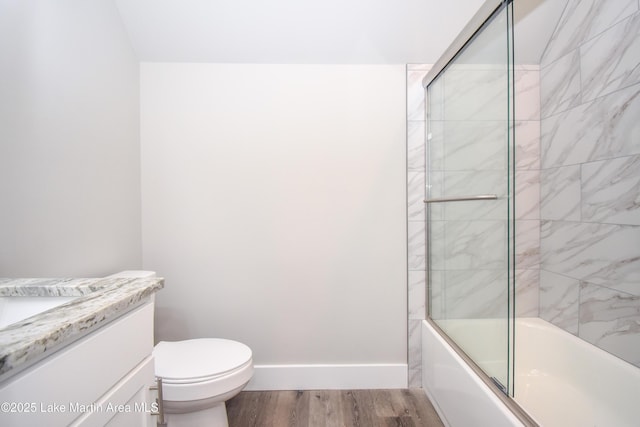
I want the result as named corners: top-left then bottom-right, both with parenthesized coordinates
top-left (538, 4), bottom-right (640, 364)
top-left (540, 269), bottom-right (580, 334)
top-left (443, 171), bottom-right (507, 221)
top-left (585, 85), bottom-right (638, 161)
top-left (515, 120), bottom-right (541, 171)
top-left (514, 67), bottom-right (541, 317)
top-left (407, 171), bottom-right (425, 221)
top-left (427, 76), bottom-right (444, 121)
top-left (541, 84), bottom-right (640, 168)
top-left (579, 283), bottom-right (640, 367)
top-left (444, 68), bottom-right (508, 121)
top-left (407, 121), bottom-right (425, 172)
top-left (540, 50), bottom-right (582, 118)
top-left (411, 0), bottom-right (640, 367)
top-left (426, 170), bottom-right (443, 221)
top-left (408, 319), bottom-right (423, 387)
top-left (407, 69), bottom-right (429, 121)
top-left (581, 12), bottom-right (640, 102)
top-left (407, 65), bottom-right (430, 388)
top-left (515, 269), bottom-right (540, 317)
top-left (444, 120), bottom-right (507, 171)
top-left (408, 221), bottom-right (426, 270)
top-left (515, 170), bottom-right (540, 220)
top-left (408, 270), bottom-right (426, 320)
top-left (443, 170), bottom-right (507, 196)
top-left (582, 155), bottom-right (640, 226)
top-left (541, 0), bottom-right (638, 67)
top-left (445, 199), bottom-right (507, 223)
top-left (443, 269), bottom-right (508, 318)
top-left (426, 120), bottom-right (444, 171)
top-left (515, 67), bottom-right (541, 121)
top-left (515, 220), bottom-right (540, 270)
top-left (429, 220), bottom-right (445, 271)
top-left (428, 270), bottom-right (444, 320)
top-left (445, 220), bottom-right (507, 270)
top-left (540, 220), bottom-right (640, 296)
top-left (540, 165), bottom-right (581, 221)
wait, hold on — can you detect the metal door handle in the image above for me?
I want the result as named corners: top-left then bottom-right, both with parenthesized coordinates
top-left (423, 194), bottom-right (498, 203)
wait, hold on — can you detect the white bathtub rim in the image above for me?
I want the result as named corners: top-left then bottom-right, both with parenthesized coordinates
top-left (424, 317), bottom-right (640, 427)
top-left (514, 317), bottom-right (640, 427)
top-left (422, 319), bottom-right (531, 427)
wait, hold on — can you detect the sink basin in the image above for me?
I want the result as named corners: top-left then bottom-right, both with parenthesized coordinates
top-left (0, 296), bottom-right (77, 328)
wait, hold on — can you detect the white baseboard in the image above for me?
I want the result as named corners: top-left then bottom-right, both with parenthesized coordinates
top-left (244, 363), bottom-right (408, 390)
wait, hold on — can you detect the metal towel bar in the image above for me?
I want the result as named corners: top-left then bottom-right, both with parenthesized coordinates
top-left (423, 194), bottom-right (498, 203)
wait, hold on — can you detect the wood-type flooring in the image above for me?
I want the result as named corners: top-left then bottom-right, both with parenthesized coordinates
top-left (226, 389), bottom-right (445, 427)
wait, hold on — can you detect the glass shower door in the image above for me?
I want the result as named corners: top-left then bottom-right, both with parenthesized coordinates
top-left (426, 2), bottom-right (515, 395)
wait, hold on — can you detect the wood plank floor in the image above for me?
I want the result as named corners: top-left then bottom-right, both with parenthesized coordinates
top-left (226, 389), bottom-right (445, 427)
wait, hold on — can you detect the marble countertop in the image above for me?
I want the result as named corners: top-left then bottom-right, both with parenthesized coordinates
top-left (0, 277), bottom-right (164, 381)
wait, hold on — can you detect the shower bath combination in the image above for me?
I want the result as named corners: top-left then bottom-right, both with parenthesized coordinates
top-left (416, 0), bottom-right (640, 425)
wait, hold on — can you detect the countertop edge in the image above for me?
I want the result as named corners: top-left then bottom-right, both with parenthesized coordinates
top-left (0, 277), bottom-right (164, 380)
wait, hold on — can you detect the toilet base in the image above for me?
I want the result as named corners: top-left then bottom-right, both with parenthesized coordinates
top-left (164, 402), bottom-right (228, 427)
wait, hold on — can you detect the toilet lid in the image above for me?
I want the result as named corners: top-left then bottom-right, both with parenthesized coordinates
top-left (154, 338), bottom-right (252, 382)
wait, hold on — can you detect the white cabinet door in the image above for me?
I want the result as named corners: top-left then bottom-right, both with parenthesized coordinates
top-left (0, 302), bottom-right (155, 427)
top-left (73, 356), bottom-right (157, 427)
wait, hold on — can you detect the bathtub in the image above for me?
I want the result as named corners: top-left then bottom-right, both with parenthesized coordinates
top-left (0, 296), bottom-right (77, 329)
top-left (422, 318), bottom-right (640, 427)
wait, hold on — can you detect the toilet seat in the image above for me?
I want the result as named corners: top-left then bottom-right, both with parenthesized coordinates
top-left (153, 338), bottom-right (253, 403)
top-left (159, 358), bottom-right (253, 384)
top-left (155, 338), bottom-right (252, 382)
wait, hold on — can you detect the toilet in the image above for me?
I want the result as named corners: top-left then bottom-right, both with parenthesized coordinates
top-left (108, 271), bottom-right (253, 427)
top-left (153, 338), bottom-right (253, 427)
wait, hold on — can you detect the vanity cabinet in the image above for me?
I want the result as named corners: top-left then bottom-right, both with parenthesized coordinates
top-left (0, 301), bottom-right (158, 426)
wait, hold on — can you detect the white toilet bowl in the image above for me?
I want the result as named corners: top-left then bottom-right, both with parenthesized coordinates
top-left (107, 271), bottom-right (253, 427)
top-left (153, 339), bottom-right (253, 427)
top-left (153, 338), bottom-right (253, 427)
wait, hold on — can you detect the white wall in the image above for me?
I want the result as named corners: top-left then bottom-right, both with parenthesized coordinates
top-left (141, 63), bottom-right (407, 384)
top-left (0, 0), bottom-right (141, 276)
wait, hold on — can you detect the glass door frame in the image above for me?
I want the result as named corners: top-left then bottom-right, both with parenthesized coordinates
top-left (423, 0), bottom-right (521, 406)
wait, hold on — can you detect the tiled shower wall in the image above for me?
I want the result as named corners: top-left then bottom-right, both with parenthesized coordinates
top-left (406, 63), bottom-right (541, 386)
top-left (514, 66), bottom-right (542, 318)
top-left (538, 0), bottom-right (640, 368)
top-left (407, 64), bottom-right (430, 387)
top-left (427, 64), bottom-right (542, 321)
top-left (408, 0), bottom-right (640, 385)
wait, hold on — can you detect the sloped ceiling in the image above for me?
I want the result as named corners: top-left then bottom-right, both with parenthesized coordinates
top-left (114, 0), bottom-right (486, 63)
